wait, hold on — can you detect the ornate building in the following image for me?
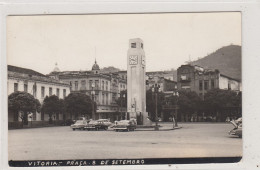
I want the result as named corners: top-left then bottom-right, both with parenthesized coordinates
top-left (49, 60), bottom-right (127, 121)
top-left (8, 65), bottom-right (70, 128)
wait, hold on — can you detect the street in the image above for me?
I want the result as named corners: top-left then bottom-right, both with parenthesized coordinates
top-left (8, 123), bottom-right (242, 160)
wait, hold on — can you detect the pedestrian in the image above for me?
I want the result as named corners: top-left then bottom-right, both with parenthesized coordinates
top-left (172, 116), bottom-right (176, 128)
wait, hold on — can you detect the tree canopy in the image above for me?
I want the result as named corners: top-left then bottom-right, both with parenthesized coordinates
top-left (204, 89), bottom-right (241, 116)
top-left (116, 90), bottom-right (127, 108)
top-left (41, 95), bottom-right (65, 123)
top-left (146, 89), bottom-right (165, 121)
top-left (8, 91), bottom-right (41, 125)
top-left (64, 92), bottom-right (94, 119)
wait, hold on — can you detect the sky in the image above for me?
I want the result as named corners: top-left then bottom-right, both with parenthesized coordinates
top-left (7, 12), bottom-right (241, 74)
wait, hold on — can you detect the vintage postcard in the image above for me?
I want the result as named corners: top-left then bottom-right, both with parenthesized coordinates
top-left (6, 12), bottom-right (242, 167)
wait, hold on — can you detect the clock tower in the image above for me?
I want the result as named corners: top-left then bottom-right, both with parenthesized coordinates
top-left (127, 38), bottom-right (151, 125)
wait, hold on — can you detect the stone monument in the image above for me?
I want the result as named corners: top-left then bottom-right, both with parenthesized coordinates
top-left (127, 38), bottom-right (152, 125)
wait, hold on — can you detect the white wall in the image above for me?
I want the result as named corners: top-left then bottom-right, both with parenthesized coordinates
top-left (8, 77), bottom-right (70, 122)
top-left (219, 76), bottom-right (229, 90)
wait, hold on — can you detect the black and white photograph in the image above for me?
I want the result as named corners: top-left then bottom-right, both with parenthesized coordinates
top-left (6, 12), bottom-right (243, 166)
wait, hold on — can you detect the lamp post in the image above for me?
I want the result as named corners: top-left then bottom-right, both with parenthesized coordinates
top-left (119, 93), bottom-right (125, 120)
top-left (91, 82), bottom-right (95, 120)
top-left (152, 84), bottom-right (161, 131)
top-left (172, 91), bottom-right (179, 127)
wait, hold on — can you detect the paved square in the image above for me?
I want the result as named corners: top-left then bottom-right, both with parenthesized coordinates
top-left (8, 123), bottom-right (242, 160)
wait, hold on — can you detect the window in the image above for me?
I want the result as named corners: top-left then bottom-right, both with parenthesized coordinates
top-left (204, 81), bottom-right (208, 90)
top-left (24, 84), bottom-right (28, 92)
top-left (181, 75), bottom-right (187, 80)
top-left (199, 80), bottom-right (203, 90)
top-left (112, 93), bottom-right (116, 104)
top-left (106, 94), bottom-right (108, 105)
top-left (141, 43), bottom-right (143, 49)
top-left (33, 83), bottom-right (37, 97)
top-left (89, 80), bottom-right (93, 89)
top-left (75, 81), bottom-right (78, 90)
top-left (95, 80), bottom-right (99, 89)
top-left (102, 93), bottom-right (105, 104)
top-left (41, 86), bottom-right (45, 98)
top-left (211, 79), bottom-right (215, 89)
top-left (228, 83), bottom-right (231, 90)
top-left (56, 88), bottom-right (60, 98)
top-left (81, 80), bottom-right (86, 90)
top-left (63, 89), bottom-right (66, 98)
top-left (106, 81), bottom-right (108, 90)
top-left (102, 81), bottom-right (104, 90)
top-left (131, 43), bottom-right (136, 48)
top-left (69, 81), bottom-right (72, 91)
top-left (95, 93), bottom-right (99, 104)
top-left (14, 83), bottom-right (18, 92)
top-left (49, 87), bottom-right (52, 96)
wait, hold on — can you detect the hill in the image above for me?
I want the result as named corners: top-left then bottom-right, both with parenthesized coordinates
top-left (190, 45), bottom-right (241, 80)
top-left (100, 66), bottom-right (121, 73)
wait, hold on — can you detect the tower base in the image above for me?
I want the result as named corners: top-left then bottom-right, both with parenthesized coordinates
top-left (129, 112), bottom-right (152, 125)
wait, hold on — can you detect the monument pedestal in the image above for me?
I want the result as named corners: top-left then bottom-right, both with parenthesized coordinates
top-left (129, 111), bottom-right (152, 125)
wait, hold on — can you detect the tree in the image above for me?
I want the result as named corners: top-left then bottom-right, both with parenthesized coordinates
top-left (64, 92), bottom-right (93, 119)
top-left (166, 90), bottom-right (202, 122)
top-left (204, 89), bottom-right (242, 121)
top-left (146, 89), bottom-right (165, 121)
top-left (41, 95), bottom-right (65, 124)
top-left (8, 91), bottom-right (41, 125)
top-left (116, 90), bottom-right (127, 108)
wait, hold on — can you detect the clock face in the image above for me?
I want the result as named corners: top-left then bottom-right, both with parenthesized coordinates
top-left (141, 55), bottom-right (145, 65)
top-left (129, 55), bottom-right (138, 65)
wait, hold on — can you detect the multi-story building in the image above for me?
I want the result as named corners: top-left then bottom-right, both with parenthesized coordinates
top-left (177, 64), bottom-right (241, 99)
top-left (146, 71), bottom-right (175, 81)
top-left (49, 60), bottom-right (127, 121)
top-left (8, 65), bottom-right (70, 127)
top-left (146, 75), bottom-right (177, 92)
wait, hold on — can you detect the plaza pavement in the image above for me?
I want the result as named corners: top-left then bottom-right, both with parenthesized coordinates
top-left (8, 122), bottom-right (242, 160)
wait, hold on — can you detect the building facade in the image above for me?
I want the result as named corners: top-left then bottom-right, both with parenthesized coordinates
top-left (177, 64), bottom-right (241, 99)
top-left (49, 61), bottom-right (127, 121)
top-left (8, 65), bottom-right (70, 127)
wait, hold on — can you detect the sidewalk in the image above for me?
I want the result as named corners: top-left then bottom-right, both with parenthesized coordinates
top-left (135, 123), bottom-right (182, 131)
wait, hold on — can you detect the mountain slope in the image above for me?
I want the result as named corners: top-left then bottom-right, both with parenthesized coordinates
top-left (191, 45), bottom-right (241, 80)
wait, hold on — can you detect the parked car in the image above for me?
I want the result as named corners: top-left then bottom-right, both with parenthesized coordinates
top-left (97, 119), bottom-right (112, 127)
top-left (71, 119), bottom-right (88, 131)
top-left (113, 119), bottom-right (137, 132)
top-left (229, 117), bottom-right (242, 138)
top-left (85, 120), bottom-right (109, 131)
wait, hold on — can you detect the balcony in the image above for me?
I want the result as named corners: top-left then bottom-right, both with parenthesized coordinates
top-left (180, 75), bottom-right (191, 82)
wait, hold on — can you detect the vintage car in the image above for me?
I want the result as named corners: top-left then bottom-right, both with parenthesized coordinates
top-left (113, 119), bottom-right (137, 132)
top-left (97, 119), bottom-right (112, 127)
top-left (85, 120), bottom-right (109, 131)
top-left (229, 117), bottom-right (242, 138)
top-left (70, 119), bottom-right (88, 131)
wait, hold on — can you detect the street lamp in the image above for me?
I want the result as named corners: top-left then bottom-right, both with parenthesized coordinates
top-left (118, 93), bottom-right (126, 120)
top-left (152, 84), bottom-right (161, 131)
top-left (172, 91), bottom-right (179, 127)
top-left (91, 82), bottom-right (95, 120)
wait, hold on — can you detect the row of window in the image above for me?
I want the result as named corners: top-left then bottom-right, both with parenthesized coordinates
top-left (14, 83), bottom-right (67, 99)
top-left (70, 79), bottom-right (126, 91)
top-left (40, 86), bottom-right (66, 98)
top-left (93, 92), bottom-right (109, 105)
top-left (199, 80), bottom-right (215, 91)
